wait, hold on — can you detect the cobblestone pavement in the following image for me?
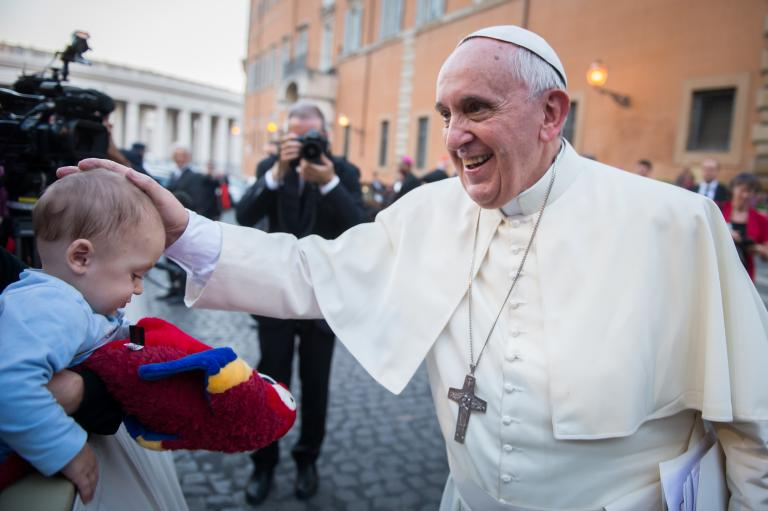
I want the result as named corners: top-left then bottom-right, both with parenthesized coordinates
top-left (131, 265), bottom-right (448, 511)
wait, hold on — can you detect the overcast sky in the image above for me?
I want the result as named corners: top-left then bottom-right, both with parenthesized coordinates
top-left (0, 0), bottom-right (250, 92)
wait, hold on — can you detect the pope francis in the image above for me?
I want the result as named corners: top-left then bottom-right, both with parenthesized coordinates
top-left (64, 26), bottom-right (767, 511)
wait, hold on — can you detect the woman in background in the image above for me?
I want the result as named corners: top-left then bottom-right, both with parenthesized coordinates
top-left (719, 172), bottom-right (768, 280)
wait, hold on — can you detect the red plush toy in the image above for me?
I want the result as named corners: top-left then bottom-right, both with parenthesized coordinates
top-left (0, 317), bottom-right (296, 489)
top-left (81, 317), bottom-right (296, 451)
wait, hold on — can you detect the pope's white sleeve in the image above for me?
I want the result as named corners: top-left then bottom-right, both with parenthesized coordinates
top-left (714, 420), bottom-right (768, 509)
top-left (185, 222), bottom-right (323, 318)
top-left (164, 210), bottom-right (223, 298)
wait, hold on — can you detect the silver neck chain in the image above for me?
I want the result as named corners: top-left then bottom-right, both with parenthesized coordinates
top-left (467, 165), bottom-right (557, 374)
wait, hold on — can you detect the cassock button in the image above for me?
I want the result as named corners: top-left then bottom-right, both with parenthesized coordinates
top-left (511, 220), bottom-right (520, 228)
top-left (502, 415), bottom-right (513, 425)
top-left (510, 302), bottom-right (522, 310)
top-left (511, 330), bottom-right (521, 338)
top-left (503, 444), bottom-right (514, 453)
top-left (512, 247), bottom-right (523, 255)
top-left (504, 383), bottom-right (515, 393)
top-left (501, 474), bottom-right (513, 483)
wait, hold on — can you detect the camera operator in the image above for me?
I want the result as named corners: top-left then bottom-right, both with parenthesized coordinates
top-left (235, 102), bottom-right (364, 505)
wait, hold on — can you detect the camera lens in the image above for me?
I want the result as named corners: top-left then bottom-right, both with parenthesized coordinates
top-left (302, 143), bottom-right (322, 161)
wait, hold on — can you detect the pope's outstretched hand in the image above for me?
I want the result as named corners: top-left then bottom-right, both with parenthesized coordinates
top-left (57, 159), bottom-right (190, 248)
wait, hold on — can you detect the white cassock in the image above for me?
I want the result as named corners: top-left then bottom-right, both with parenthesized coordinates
top-left (169, 141), bottom-right (768, 510)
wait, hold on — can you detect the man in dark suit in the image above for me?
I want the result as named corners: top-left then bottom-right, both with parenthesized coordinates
top-left (695, 158), bottom-right (731, 203)
top-left (235, 103), bottom-right (364, 505)
top-left (167, 146), bottom-right (221, 221)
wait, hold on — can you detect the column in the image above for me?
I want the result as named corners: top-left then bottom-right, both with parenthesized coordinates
top-left (177, 108), bottom-right (192, 148)
top-left (125, 101), bottom-right (140, 147)
top-left (199, 112), bottom-right (212, 166)
top-left (153, 104), bottom-right (167, 162)
top-left (214, 115), bottom-right (228, 170)
top-left (110, 101), bottom-right (125, 149)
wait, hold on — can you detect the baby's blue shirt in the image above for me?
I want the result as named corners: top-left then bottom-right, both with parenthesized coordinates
top-left (0, 270), bottom-right (129, 475)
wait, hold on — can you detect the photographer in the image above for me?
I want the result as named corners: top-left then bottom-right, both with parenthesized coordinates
top-left (235, 102), bottom-right (364, 505)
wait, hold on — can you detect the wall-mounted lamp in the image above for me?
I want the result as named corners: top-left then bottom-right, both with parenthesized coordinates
top-left (586, 60), bottom-right (631, 108)
top-left (230, 124), bottom-right (241, 136)
top-left (337, 114), bottom-right (364, 158)
top-left (266, 121), bottom-right (278, 134)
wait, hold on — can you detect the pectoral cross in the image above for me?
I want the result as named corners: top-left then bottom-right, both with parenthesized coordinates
top-left (447, 374), bottom-right (487, 443)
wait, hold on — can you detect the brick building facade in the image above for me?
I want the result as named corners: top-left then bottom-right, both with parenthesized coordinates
top-left (244, 0), bottom-right (767, 184)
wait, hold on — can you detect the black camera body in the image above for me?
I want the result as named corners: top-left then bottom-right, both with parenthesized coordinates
top-left (0, 32), bottom-right (113, 202)
top-left (296, 129), bottom-right (329, 164)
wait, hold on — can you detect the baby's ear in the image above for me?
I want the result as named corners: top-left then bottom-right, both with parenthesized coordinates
top-left (67, 239), bottom-right (95, 274)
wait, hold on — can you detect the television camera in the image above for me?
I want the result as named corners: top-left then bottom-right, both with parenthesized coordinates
top-left (0, 31), bottom-right (114, 264)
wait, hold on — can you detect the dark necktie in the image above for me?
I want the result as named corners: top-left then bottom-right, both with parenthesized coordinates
top-left (281, 166), bottom-right (302, 234)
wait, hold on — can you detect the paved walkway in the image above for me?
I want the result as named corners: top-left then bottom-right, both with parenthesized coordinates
top-left (133, 266), bottom-right (448, 511)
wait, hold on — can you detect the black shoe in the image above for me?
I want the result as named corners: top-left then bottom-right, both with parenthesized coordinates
top-left (245, 468), bottom-right (273, 506)
top-left (156, 289), bottom-right (180, 301)
top-left (294, 463), bottom-right (318, 500)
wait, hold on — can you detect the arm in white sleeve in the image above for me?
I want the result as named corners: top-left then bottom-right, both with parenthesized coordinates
top-left (264, 168), bottom-right (280, 190)
top-left (164, 210), bottom-right (223, 299)
top-left (185, 223), bottom-right (323, 318)
top-left (714, 420), bottom-right (768, 509)
top-left (319, 175), bottom-right (340, 195)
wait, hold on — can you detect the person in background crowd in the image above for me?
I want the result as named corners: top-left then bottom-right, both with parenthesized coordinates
top-left (634, 159), bottom-right (653, 177)
top-left (371, 171), bottom-right (387, 204)
top-left (719, 172), bottom-right (768, 280)
top-left (362, 171), bottom-right (388, 221)
top-left (674, 167), bottom-right (695, 189)
top-left (205, 161), bottom-right (227, 215)
top-left (167, 146), bottom-right (221, 221)
top-left (120, 143), bottom-right (149, 176)
top-left (422, 156), bottom-right (452, 184)
top-left (235, 102), bottom-right (364, 505)
top-left (696, 158), bottom-right (731, 204)
top-left (391, 155), bottom-right (421, 202)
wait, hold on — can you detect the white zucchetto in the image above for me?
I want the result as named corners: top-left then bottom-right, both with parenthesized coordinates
top-left (460, 25), bottom-right (568, 87)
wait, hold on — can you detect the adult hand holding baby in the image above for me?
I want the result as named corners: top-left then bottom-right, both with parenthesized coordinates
top-left (61, 443), bottom-right (98, 503)
top-left (57, 159), bottom-right (189, 248)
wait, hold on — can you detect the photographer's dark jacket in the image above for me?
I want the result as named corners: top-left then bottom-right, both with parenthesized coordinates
top-left (235, 154), bottom-right (364, 330)
top-left (235, 154), bottom-right (364, 240)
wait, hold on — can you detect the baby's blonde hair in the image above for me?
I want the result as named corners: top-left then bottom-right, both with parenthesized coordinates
top-left (33, 169), bottom-right (161, 243)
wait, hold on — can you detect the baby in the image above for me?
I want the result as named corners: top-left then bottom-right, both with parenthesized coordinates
top-left (0, 169), bottom-right (165, 502)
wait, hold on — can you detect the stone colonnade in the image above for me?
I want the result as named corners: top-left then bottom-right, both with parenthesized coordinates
top-left (114, 102), bottom-right (240, 173)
